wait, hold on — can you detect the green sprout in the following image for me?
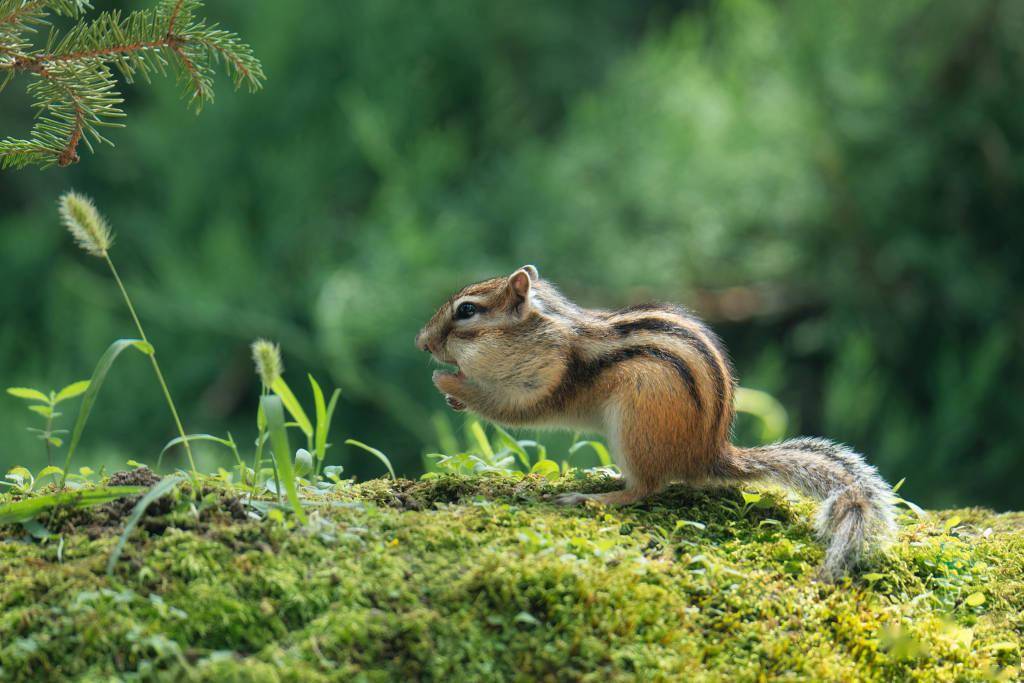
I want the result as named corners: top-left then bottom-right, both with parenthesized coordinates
top-left (6, 381), bottom-right (89, 465)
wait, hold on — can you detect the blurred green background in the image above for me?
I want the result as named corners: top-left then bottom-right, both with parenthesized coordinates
top-left (2, 0), bottom-right (1022, 509)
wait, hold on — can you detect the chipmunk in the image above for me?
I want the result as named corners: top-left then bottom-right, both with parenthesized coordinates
top-left (416, 265), bottom-right (896, 580)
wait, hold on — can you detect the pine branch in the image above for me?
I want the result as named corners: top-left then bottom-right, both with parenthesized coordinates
top-left (0, 61), bottom-right (122, 169)
top-left (0, 0), bottom-right (263, 170)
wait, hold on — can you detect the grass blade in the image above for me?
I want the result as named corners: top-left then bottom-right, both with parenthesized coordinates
top-left (323, 388), bottom-right (341, 456)
top-left (491, 424), bottom-right (531, 468)
top-left (271, 376), bottom-right (313, 439)
top-left (0, 486), bottom-right (145, 525)
top-left (734, 387), bottom-right (788, 444)
top-left (156, 433), bottom-right (235, 472)
top-left (107, 474), bottom-right (185, 575)
top-left (569, 440), bottom-right (612, 467)
top-left (61, 339), bottom-right (153, 487)
top-left (261, 394), bottom-right (307, 523)
top-left (309, 374), bottom-right (327, 461)
top-left (469, 421), bottom-right (494, 461)
top-left (345, 439), bottom-right (396, 480)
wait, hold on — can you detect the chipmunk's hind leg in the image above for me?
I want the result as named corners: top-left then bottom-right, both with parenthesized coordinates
top-left (557, 395), bottom-right (667, 507)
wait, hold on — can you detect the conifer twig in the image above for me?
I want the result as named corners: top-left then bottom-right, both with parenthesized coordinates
top-left (0, 0), bottom-right (263, 170)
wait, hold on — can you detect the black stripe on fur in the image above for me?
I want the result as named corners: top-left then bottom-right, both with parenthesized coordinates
top-left (551, 345), bottom-right (701, 411)
top-left (612, 317), bottom-right (725, 433)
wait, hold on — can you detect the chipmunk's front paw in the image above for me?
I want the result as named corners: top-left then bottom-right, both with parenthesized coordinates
top-left (445, 394), bottom-right (467, 411)
top-left (432, 369), bottom-right (464, 395)
top-left (433, 370), bottom-right (469, 411)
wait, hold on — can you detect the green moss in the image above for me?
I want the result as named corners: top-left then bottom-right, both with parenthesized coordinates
top-left (0, 474), bottom-right (1021, 681)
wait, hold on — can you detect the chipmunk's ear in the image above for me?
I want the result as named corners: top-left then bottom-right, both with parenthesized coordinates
top-left (508, 265), bottom-right (538, 298)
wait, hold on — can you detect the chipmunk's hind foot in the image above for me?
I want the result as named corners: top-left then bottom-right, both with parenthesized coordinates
top-left (551, 485), bottom-right (657, 507)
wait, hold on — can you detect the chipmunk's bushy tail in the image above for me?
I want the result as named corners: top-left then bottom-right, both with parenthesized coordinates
top-left (716, 437), bottom-right (896, 580)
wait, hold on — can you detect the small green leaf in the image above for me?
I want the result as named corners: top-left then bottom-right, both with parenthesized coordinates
top-left (28, 405), bottom-right (53, 418)
top-left (294, 448), bottom-right (314, 477)
top-left (529, 459), bottom-right (560, 481)
top-left (345, 439), bottom-right (396, 480)
top-left (47, 437), bottom-right (63, 448)
top-left (894, 496), bottom-right (926, 518)
top-left (54, 380), bottom-right (91, 403)
top-left (6, 467), bottom-right (32, 488)
top-left (6, 387), bottom-right (49, 402)
top-left (891, 477), bottom-right (906, 494)
top-left (741, 492), bottom-right (763, 505)
top-left (78, 467), bottom-right (94, 477)
top-left (862, 573), bottom-right (884, 583)
top-left (944, 516), bottom-right (962, 532)
top-left (35, 466), bottom-right (64, 483)
top-left (674, 519), bottom-right (706, 532)
top-left (21, 518), bottom-right (55, 540)
top-left (965, 592), bottom-right (985, 607)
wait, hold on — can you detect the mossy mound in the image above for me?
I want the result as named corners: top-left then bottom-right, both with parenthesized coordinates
top-left (0, 473), bottom-right (1021, 681)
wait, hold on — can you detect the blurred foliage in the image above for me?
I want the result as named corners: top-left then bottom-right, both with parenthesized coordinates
top-left (1, 0), bottom-right (1021, 509)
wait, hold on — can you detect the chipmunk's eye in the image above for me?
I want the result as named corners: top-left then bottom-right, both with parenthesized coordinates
top-left (455, 302), bottom-right (478, 320)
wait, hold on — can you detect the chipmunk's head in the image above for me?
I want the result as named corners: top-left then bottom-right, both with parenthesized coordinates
top-left (416, 265), bottom-right (563, 383)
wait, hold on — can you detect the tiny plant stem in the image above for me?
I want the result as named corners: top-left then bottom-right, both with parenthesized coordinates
top-left (251, 387), bottom-right (268, 496)
top-left (251, 432), bottom-right (264, 496)
top-left (44, 406), bottom-right (54, 466)
top-left (226, 433), bottom-right (246, 478)
top-left (260, 387), bottom-right (282, 504)
top-left (103, 254), bottom-right (196, 474)
top-left (271, 448), bottom-right (282, 504)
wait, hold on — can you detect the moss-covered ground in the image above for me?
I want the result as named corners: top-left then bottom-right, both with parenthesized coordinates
top-left (1, 472), bottom-right (1021, 681)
